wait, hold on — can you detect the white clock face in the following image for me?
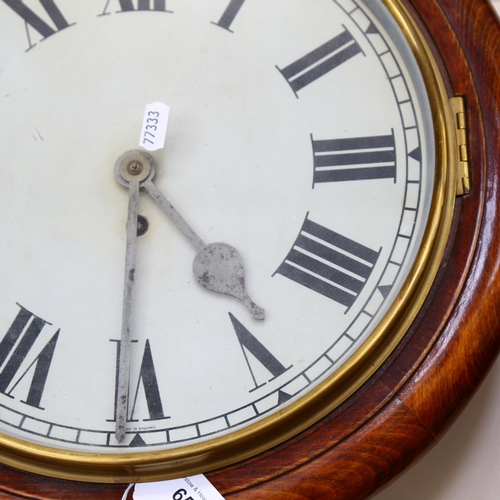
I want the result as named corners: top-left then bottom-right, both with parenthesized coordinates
top-left (0, 0), bottom-right (434, 461)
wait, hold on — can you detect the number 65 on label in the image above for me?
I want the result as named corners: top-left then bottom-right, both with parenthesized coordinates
top-left (173, 489), bottom-right (193, 500)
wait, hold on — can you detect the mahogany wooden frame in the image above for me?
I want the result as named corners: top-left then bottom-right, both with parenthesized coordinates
top-left (0, 0), bottom-right (499, 498)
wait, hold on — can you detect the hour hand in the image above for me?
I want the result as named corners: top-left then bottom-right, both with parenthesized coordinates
top-left (142, 177), bottom-right (265, 320)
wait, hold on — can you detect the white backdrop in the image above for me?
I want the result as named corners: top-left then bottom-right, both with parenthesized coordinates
top-left (375, 2), bottom-right (500, 498)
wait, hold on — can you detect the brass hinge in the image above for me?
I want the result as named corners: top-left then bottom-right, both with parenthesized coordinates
top-left (450, 96), bottom-right (471, 196)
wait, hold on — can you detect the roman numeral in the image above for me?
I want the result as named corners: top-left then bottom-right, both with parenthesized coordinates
top-left (0, 304), bottom-right (59, 410)
top-left (213, 0), bottom-right (245, 32)
top-left (102, 0), bottom-right (170, 14)
top-left (112, 339), bottom-right (168, 423)
top-left (229, 313), bottom-right (291, 391)
top-left (3, 0), bottom-right (72, 48)
top-left (277, 28), bottom-right (362, 95)
top-left (312, 132), bottom-right (396, 185)
top-left (275, 217), bottom-right (380, 309)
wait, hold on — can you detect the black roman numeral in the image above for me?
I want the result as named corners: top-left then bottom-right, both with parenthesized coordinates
top-left (129, 339), bottom-right (167, 421)
top-left (312, 132), bottom-right (396, 185)
top-left (213, 0), bottom-right (245, 32)
top-left (0, 304), bottom-right (59, 410)
top-left (3, 0), bottom-right (72, 49)
top-left (112, 339), bottom-right (168, 423)
top-left (229, 313), bottom-right (291, 391)
top-left (102, 0), bottom-right (171, 14)
top-left (277, 28), bottom-right (362, 95)
top-left (275, 217), bottom-right (380, 309)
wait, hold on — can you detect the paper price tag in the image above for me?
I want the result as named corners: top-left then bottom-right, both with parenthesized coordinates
top-left (133, 475), bottom-right (225, 500)
top-left (139, 102), bottom-right (170, 151)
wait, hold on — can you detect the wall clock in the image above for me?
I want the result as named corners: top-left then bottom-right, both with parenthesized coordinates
top-left (0, 0), bottom-right (499, 498)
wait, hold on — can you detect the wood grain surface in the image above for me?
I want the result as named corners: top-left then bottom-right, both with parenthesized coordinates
top-left (0, 0), bottom-right (499, 498)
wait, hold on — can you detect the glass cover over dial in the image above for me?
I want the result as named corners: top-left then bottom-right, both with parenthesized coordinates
top-left (0, 0), bottom-right (441, 478)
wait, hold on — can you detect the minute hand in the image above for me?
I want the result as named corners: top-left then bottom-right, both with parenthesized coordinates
top-left (143, 178), bottom-right (265, 320)
top-left (115, 177), bottom-right (140, 443)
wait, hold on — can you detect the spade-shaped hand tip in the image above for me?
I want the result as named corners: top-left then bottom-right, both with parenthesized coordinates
top-left (193, 242), bottom-right (265, 320)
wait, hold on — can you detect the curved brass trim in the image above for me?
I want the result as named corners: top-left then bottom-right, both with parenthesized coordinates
top-left (0, 0), bottom-right (458, 482)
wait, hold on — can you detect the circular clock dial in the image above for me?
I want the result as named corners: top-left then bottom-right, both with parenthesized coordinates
top-left (0, 0), bottom-right (437, 473)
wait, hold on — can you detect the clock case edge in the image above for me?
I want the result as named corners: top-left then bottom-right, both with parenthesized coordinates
top-left (0, 0), bottom-right (498, 498)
